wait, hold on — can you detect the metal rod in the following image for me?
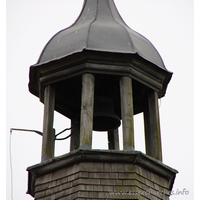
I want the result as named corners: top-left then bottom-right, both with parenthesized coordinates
top-left (10, 128), bottom-right (43, 136)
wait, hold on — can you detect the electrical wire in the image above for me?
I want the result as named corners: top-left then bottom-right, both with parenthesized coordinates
top-left (10, 125), bottom-right (76, 142)
top-left (55, 127), bottom-right (72, 137)
top-left (10, 128), bottom-right (43, 136)
top-left (55, 123), bottom-right (78, 140)
top-left (55, 133), bottom-right (72, 140)
top-left (9, 129), bottom-right (13, 200)
top-left (9, 128), bottom-right (43, 200)
top-left (9, 125), bottom-right (76, 200)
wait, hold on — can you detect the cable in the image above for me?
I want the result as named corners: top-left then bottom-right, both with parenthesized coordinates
top-left (55, 127), bottom-right (72, 137)
top-left (10, 128), bottom-right (43, 136)
top-left (10, 124), bottom-right (77, 143)
top-left (55, 133), bottom-right (72, 140)
top-left (55, 123), bottom-right (78, 140)
top-left (9, 129), bottom-right (13, 200)
top-left (9, 128), bottom-right (43, 200)
top-left (9, 125), bottom-right (76, 200)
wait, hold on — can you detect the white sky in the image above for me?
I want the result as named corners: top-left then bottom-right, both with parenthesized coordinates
top-left (6, 0), bottom-right (196, 199)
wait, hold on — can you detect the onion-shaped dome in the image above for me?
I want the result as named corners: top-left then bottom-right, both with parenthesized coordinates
top-left (37, 0), bottom-right (167, 71)
top-left (29, 0), bottom-right (172, 118)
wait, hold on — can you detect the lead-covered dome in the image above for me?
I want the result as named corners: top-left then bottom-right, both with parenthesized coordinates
top-left (29, 0), bottom-right (172, 115)
top-left (37, 0), bottom-right (166, 70)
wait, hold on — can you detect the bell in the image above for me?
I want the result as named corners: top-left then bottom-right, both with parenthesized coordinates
top-left (93, 96), bottom-right (121, 131)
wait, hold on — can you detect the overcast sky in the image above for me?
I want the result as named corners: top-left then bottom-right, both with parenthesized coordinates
top-left (6, 0), bottom-right (195, 199)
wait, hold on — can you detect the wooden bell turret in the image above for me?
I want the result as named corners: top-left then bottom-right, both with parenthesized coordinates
top-left (29, 0), bottom-right (172, 161)
top-left (27, 1), bottom-right (177, 199)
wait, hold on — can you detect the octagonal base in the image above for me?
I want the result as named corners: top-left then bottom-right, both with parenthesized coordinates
top-left (27, 150), bottom-right (177, 199)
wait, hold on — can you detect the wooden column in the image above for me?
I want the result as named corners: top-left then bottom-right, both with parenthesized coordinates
top-left (41, 85), bottom-right (55, 161)
top-left (70, 118), bottom-right (80, 151)
top-left (79, 73), bottom-right (95, 149)
top-left (108, 129), bottom-right (119, 150)
top-left (143, 90), bottom-right (162, 161)
top-left (120, 76), bottom-right (134, 151)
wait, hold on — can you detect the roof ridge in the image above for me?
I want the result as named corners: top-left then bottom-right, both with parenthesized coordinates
top-left (85, 0), bottom-right (98, 50)
top-left (108, 0), bottom-right (136, 53)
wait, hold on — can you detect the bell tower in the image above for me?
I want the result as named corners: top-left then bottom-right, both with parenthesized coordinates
top-left (27, 0), bottom-right (178, 199)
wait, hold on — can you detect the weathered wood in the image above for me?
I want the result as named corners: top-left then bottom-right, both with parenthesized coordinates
top-left (144, 108), bottom-right (152, 156)
top-left (143, 90), bottom-right (162, 161)
top-left (41, 85), bottom-right (55, 162)
top-left (108, 129), bottom-right (119, 150)
top-left (39, 62), bottom-right (163, 102)
top-left (70, 118), bottom-right (80, 151)
top-left (28, 150), bottom-right (177, 199)
top-left (79, 73), bottom-right (95, 149)
top-left (120, 76), bottom-right (134, 151)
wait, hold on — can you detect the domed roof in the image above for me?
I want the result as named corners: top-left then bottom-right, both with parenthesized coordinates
top-left (37, 0), bottom-right (166, 70)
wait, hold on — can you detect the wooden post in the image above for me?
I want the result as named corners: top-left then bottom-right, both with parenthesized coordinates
top-left (120, 76), bottom-right (134, 151)
top-left (41, 85), bottom-right (55, 161)
top-left (70, 118), bottom-right (80, 151)
top-left (143, 108), bottom-right (152, 156)
top-left (143, 90), bottom-right (162, 161)
top-left (79, 73), bottom-right (95, 149)
top-left (108, 129), bottom-right (119, 150)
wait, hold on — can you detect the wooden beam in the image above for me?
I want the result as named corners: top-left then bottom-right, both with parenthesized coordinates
top-left (41, 85), bottom-right (55, 161)
top-left (70, 118), bottom-right (80, 151)
top-left (39, 63), bottom-right (163, 101)
top-left (120, 76), bottom-right (134, 151)
top-left (143, 90), bottom-right (162, 161)
top-left (108, 129), bottom-right (119, 150)
top-left (79, 73), bottom-right (95, 149)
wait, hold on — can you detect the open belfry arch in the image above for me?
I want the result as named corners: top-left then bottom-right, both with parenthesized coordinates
top-left (27, 0), bottom-right (178, 199)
